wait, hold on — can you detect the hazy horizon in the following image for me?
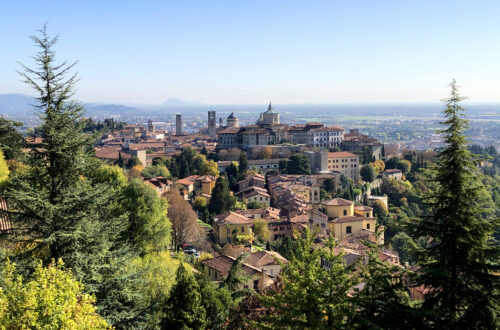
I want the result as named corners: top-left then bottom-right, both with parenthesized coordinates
top-left (2, 1), bottom-right (500, 104)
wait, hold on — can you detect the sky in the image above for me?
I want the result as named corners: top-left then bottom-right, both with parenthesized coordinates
top-left (1, 0), bottom-right (500, 105)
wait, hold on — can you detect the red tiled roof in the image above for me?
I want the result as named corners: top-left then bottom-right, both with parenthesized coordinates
top-left (201, 255), bottom-right (261, 276)
top-left (327, 151), bottom-right (358, 158)
top-left (245, 251), bottom-right (288, 267)
top-left (214, 212), bottom-right (253, 225)
top-left (0, 198), bottom-right (12, 234)
top-left (321, 198), bottom-right (353, 206)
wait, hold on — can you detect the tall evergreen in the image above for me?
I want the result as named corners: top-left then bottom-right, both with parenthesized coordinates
top-left (0, 25), bottom-right (148, 327)
top-left (208, 176), bottom-right (235, 214)
top-left (238, 151), bottom-right (249, 178)
top-left (407, 80), bottom-right (499, 328)
top-left (161, 262), bottom-right (206, 329)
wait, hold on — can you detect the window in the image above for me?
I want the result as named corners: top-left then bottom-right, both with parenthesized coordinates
top-left (343, 210), bottom-right (347, 216)
top-left (346, 226), bottom-right (352, 234)
top-left (241, 227), bottom-right (245, 233)
top-left (366, 212), bottom-right (370, 217)
top-left (280, 226), bottom-right (284, 230)
top-left (270, 269), bottom-right (273, 276)
top-left (367, 223), bottom-right (370, 230)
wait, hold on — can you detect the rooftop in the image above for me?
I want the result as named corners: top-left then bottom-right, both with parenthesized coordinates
top-left (321, 197), bottom-right (353, 206)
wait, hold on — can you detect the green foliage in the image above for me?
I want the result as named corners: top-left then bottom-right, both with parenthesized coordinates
top-left (198, 276), bottom-right (235, 330)
top-left (208, 176), bottom-right (235, 214)
top-left (161, 262), bottom-right (206, 329)
top-left (352, 244), bottom-right (418, 329)
top-left (259, 230), bottom-right (357, 328)
top-left (126, 156), bottom-right (142, 169)
top-left (380, 177), bottom-right (413, 206)
top-left (286, 153), bottom-right (311, 174)
top-left (0, 150), bottom-right (9, 184)
top-left (225, 161), bottom-right (239, 191)
top-left (360, 164), bottom-right (376, 182)
top-left (385, 156), bottom-right (399, 169)
top-left (0, 259), bottom-right (109, 329)
top-left (372, 199), bottom-right (389, 220)
top-left (253, 218), bottom-right (271, 242)
top-left (0, 118), bottom-right (24, 160)
top-left (396, 159), bottom-right (412, 174)
top-left (246, 200), bottom-right (267, 209)
top-left (322, 178), bottom-right (335, 193)
top-left (141, 165), bottom-right (171, 179)
top-left (390, 232), bottom-right (418, 265)
top-left (89, 164), bottom-right (128, 188)
top-left (120, 179), bottom-right (171, 254)
top-left (279, 159), bottom-right (288, 173)
top-left (406, 81), bottom-right (500, 328)
top-left (238, 151), bottom-right (249, 177)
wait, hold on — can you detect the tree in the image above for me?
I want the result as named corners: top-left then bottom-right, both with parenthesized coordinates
top-left (407, 81), bottom-right (499, 328)
top-left (390, 232), bottom-right (418, 265)
top-left (360, 164), bottom-right (376, 182)
top-left (286, 153), bottom-right (311, 174)
top-left (225, 162), bottom-right (239, 191)
top-left (259, 230), bottom-right (357, 328)
top-left (322, 178), bottom-right (335, 193)
top-left (0, 150), bottom-right (9, 184)
top-left (253, 218), bottom-right (271, 242)
top-left (246, 200), bottom-right (267, 209)
top-left (117, 152), bottom-right (126, 168)
top-left (385, 157), bottom-right (399, 169)
top-left (197, 275), bottom-right (235, 330)
top-left (199, 159), bottom-right (219, 176)
top-left (161, 262), bottom-right (206, 329)
top-left (208, 176), bottom-right (235, 214)
top-left (0, 259), bottom-right (108, 329)
top-left (0, 118), bottom-right (24, 160)
top-left (238, 151), bottom-right (249, 177)
top-left (352, 244), bottom-right (418, 329)
top-left (279, 159), bottom-right (288, 173)
top-left (141, 165), bottom-right (171, 179)
top-left (372, 199), bottom-right (389, 220)
top-left (164, 188), bottom-right (202, 249)
top-left (1, 26), bottom-right (152, 325)
top-left (396, 159), bottom-right (412, 174)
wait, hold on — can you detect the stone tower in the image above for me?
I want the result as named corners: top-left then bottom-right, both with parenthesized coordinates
top-left (208, 110), bottom-right (216, 138)
top-left (148, 119), bottom-right (154, 132)
top-left (176, 114), bottom-right (182, 135)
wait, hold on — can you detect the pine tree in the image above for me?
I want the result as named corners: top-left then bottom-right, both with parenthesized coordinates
top-left (161, 262), bottom-right (206, 329)
top-left (0, 25), bottom-right (150, 327)
top-left (238, 151), bottom-right (249, 178)
top-left (407, 80), bottom-right (499, 328)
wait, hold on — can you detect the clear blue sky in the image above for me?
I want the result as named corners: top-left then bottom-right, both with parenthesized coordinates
top-left (1, 1), bottom-right (500, 104)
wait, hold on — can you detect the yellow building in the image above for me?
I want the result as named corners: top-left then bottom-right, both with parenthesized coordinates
top-left (327, 151), bottom-right (359, 182)
top-left (328, 216), bottom-right (378, 241)
top-left (213, 212), bottom-right (253, 245)
top-left (318, 197), bottom-right (379, 242)
top-left (319, 197), bottom-right (354, 218)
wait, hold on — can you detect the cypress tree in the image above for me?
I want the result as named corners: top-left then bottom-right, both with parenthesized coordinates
top-left (407, 80), bottom-right (499, 328)
top-left (208, 176), bottom-right (235, 214)
top-left (238, 151), bottom-right (249, 177)
top-left (161, 262), bottom-right (206, 330)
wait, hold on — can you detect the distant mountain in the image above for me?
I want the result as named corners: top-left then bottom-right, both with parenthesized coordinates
top-left (161, 98), bottom-right (202, 106)
top-left (86, 103), bottom-right (142, 114)
top-left (0, 93), bottom-right (37, 115)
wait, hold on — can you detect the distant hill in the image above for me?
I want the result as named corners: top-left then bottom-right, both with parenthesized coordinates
top-left (161, 98), bottom-right (202, 107)
top-left (0, 93), bottom-right (37, 115)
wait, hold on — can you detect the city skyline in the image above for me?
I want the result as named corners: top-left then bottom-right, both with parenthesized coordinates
top-left (1, 1), bottom-right (500, 104)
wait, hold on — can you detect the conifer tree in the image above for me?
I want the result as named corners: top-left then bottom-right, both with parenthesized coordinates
top-left (238, 151), bottom-right (249, 178)
top-left (208, 176), bottom-right (235, 214)
top-left (407, 80), bottom-right (499, 328)
top-left (161, 262), bottom-right (206, 329)
top-left (0, 25), bottom-right (150, 327)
